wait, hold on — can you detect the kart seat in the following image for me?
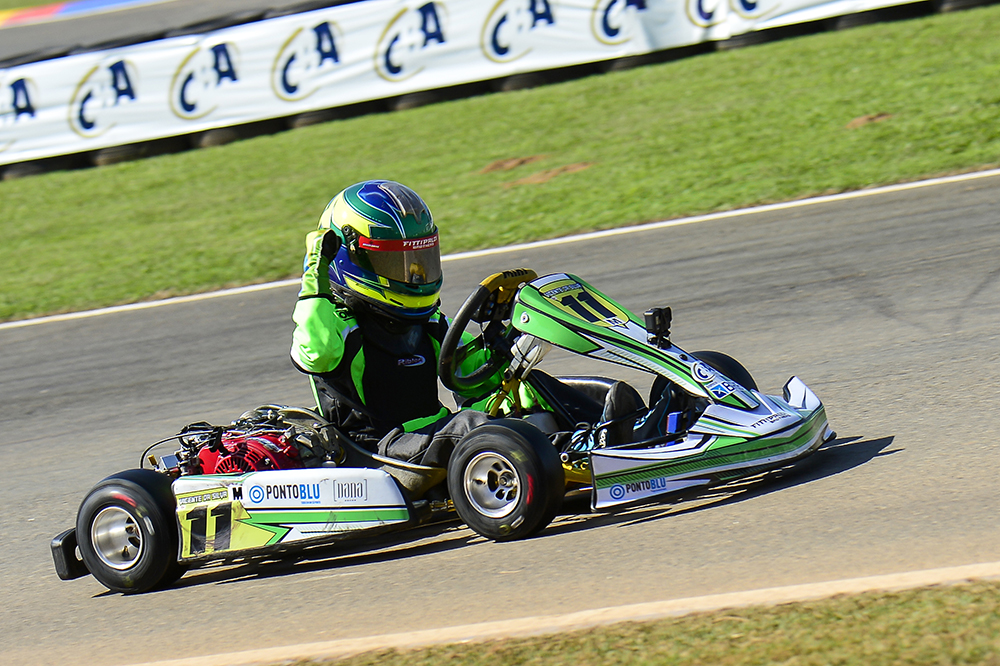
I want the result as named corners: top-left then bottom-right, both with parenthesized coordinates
top-left (527, 372), bottom-right (645, 432)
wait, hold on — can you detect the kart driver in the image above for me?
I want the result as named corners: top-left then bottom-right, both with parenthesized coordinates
top-left (290, 180), bottom-right (641, 469)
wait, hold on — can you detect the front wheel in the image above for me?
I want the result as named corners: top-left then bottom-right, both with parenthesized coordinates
top-left (648, 351), bottom-right (758, 406)
top-left (692, 350), bottom-right (758, 391)
top-left (76, 469), bottom-right (182, 594)
top-left (448, 419), bottom-right (564, 542)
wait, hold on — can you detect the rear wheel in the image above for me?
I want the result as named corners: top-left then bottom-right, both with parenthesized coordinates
top-left (76, 469), bottom-right (182, 594)
top-left (448, 419), bottom-right (564, 541)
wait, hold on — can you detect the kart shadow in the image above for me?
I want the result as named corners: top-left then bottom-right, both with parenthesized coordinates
top-left (159, 435), bottom-right (895, 592)
top-left (543, 434), bottom-right (898, 536)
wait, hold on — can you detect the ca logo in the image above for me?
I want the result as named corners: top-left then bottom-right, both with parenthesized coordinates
top-left (272, 21), bottom-right (342, 102)
top-left (69, 59), bottom-right (138, 138)
top-left (170, 42), bottom-right (239, 120)
top-left (729, 0), bottom-right (777, 20)
top-left (0, 75), bottom-right (36, 153)
top-left (481, 0), bottom-right (556, 63)
top-left (375, 2), bottom-right (448, 82)
top-left (591, 0), bottom-right (647, 45)
top-left (686, 0), bottom-right (725, 27)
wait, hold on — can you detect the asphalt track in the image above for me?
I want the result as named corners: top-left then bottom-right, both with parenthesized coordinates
top-left (2, 171), bottom-right (999, 665)
top-left (0, 0), bottom-right (344, 64)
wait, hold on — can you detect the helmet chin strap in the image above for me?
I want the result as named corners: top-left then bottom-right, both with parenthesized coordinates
top-left (340, 291), bottom-right (434, 332)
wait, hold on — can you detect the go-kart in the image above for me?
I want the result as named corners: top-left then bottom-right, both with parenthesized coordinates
top-left (51, 269), bottom-right (832, 594)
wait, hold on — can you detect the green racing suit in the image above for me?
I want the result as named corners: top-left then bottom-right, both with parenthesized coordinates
top-left (290, 229), bottom-right (514, 466)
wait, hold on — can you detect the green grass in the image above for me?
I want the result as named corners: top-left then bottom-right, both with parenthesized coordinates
top-left (304, 581), bottom-right (1000, 666)
top-left (2, 4), bottom-right (1000, 321)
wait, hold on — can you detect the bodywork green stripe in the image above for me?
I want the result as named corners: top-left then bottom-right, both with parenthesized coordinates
top-left (238, 507), bottom-right (410, 546)
top-left (594, 407), bottom-right (827, 489)
top-left (243, 508), bottom-right (410, 524)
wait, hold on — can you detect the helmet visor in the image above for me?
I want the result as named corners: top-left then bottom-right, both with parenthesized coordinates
top-left (351, 233), bottom-right (442, 285)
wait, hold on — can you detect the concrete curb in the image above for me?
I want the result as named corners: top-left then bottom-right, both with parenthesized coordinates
top-left (132, 560), bottom-right (1000, 666)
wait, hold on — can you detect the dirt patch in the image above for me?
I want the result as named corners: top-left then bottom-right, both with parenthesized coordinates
top-left (480, 155), bottom-right (547, 173)
top-left (506, 162), bottom-right (593, 187)
top-left (846, 113), bottom-right (893, 129)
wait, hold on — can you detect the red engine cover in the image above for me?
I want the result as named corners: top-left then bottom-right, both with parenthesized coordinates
top-left (198, 431), bottom-right (303, 474)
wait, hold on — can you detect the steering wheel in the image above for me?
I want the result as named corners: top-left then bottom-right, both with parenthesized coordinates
top-left (439, 269), bottom-right (537, 394)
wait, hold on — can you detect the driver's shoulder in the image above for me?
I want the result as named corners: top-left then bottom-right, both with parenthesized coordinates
top-left (426, 309), bottom-right (450, 335)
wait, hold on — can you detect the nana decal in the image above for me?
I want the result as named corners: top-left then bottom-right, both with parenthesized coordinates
top-left (0, 76), bottom-right (36, 153)
top-left (69, 58), bottom-right (139, 138)
top-left (481, 0), bottom-right (556, 63)
top-left (591, 0), bottom-right (647, 45)
top-left (272, 20), bottom-right (343, 102)
top-left (336, 480), bottom-right (368, 502)
top-left (170, 41), bottom-right (240, 120)
top-left (376, 1), bottom-right (448, 82)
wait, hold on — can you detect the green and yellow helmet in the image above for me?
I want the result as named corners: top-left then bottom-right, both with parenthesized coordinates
top-left (320, 180), bottom-right (442, 320)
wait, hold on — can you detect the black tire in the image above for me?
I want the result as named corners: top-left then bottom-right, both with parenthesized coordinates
top-left (158, 558), bottom-right (190, 589)
top-left (692, 350), bottom-right (758, 391)
top-left (448, 419), bottom-right (564, 542)
top-left (75, 469), bottom-right (182, 594)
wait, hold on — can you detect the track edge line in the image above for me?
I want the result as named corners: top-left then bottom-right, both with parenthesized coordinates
top-left (5, 166), bottom-right (1000, 332)
top-left (130, 560), bottom-right (1000, 666)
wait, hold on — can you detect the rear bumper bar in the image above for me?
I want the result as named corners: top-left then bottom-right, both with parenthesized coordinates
top-left (51, 528), bottom-right (89, 581)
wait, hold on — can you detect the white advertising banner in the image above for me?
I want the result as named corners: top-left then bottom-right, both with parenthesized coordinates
top-left (0, 0), bottom-right (919, 166)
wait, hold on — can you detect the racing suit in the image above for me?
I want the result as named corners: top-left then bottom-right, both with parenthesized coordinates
top-left (290, 230), bottom-right (495, 468)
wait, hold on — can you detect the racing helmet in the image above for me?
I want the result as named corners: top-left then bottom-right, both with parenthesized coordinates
top-left (319, 180), bottom-right (442, 320)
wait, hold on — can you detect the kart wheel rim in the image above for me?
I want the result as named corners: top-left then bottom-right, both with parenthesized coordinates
top-left (464, 451), bottom-right (522, 519)
top-left (91, 506), bottom-right (144, 570)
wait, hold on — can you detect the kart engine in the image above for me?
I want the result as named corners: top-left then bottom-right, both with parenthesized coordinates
top-left (172, 406), bottom-right (338, 475)
top-left (197, 431), bottom-right (302, 474)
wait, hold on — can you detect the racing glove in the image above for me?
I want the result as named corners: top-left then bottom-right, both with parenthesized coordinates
top-left (292, 230), bottom-right (349, 374)
top-left (298, 230), bottom-right (341, 298)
